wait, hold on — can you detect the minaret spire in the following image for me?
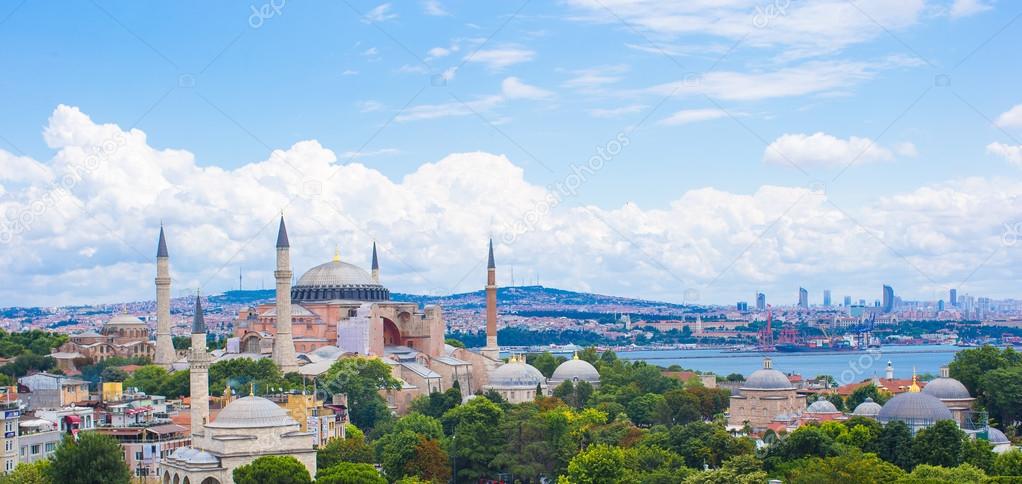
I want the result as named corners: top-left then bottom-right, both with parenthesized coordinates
top-left (371, 241), bottom-right (380, 283)
top-left (154, 224), bottom-right (176, 369)
top-left (188, 294), bottom-right (211, 438)
top-left (481, 238), bottom-right (500, 360)
top-left (272, 216), bottom-right (299, 373)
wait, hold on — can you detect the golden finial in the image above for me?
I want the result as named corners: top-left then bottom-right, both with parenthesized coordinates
top-left (572, 351), bottom-right (579, 360)
top-left (249, 382), bottom-right (255, 396)
top-left (333, 245), bottom-right (341, 262)
top-left (909, 366), bottom-right (920, 393)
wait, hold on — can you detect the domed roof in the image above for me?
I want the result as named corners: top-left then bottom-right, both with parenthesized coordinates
top-left (743, 359), bottom-right (794, 390)
top-left (986, 427), bottom-right (1010, 445)
top-left (922, 377), bottom-right (971, 400)
top-left (488, 356), bottom-right (546, 388)
top-left (206, 396), bottom-right (298, 429)
top-left (298, 260), bottom-right (376, 287)
top-left (550, 357), bottom-right (600, 384)
top-left (877, 392), bottom-right (953, 424)
top-left (852, 397), bottom-right (883, 417)
top-left (807, 400), bottom-right (839, 413)
top-left (105, 314), bottom-right (145, 326)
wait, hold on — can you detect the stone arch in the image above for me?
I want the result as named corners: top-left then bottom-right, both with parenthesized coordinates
top-left (199, 478), bottom-right (220, 484)
top-left (163, 472), bottom-right (171, 484)
top-left (173, 474), bottom-right (180, 484)
top-left (382, 318), bottom-right (401, 346)
top-left (183, 477), bottom-right (191, 484)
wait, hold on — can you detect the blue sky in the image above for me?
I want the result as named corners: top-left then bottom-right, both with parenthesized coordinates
top-left (1, 0), bottom-right (1021, 306)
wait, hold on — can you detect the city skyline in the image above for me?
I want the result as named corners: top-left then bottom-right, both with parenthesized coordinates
top-left (1, 2), bottom-right (1021, 306)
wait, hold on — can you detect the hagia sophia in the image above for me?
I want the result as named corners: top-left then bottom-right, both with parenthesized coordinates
top-left (728, 357), bottom-right (1011, 453)
top-left (136, 217), bottom-right (600, 483)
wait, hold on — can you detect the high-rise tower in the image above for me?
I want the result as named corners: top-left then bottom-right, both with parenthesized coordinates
top-left (154, 225), bottom-right (176, 369)
top-left (188, 295), bottom-right (211, 437)
top-left (371, 241), bottom-right (380, 283)
top-left (272, 216), bottom-right (299, 373)
top-left (481, 239), bottom-right (500, 360)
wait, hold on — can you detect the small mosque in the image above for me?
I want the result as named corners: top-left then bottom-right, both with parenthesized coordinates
top-left (728, 358), bottom-right (807, 432)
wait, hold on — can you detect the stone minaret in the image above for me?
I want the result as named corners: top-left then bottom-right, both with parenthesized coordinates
top-left (371, 242), bottom-right (380, 283)
top-left (189, 295), bottom-right (211, 437)
top-left (154, 225), bottom-right (176, 369)
top-left (481, 239), bottom-right (500, 360)
top-left (272, 216), bottom-right (299, 373)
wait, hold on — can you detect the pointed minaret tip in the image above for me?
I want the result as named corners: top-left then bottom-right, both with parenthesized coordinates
top-left (371, 241), bottom-right (379, 270)
top-left (157, 225), bottom-right (169, 258)
top-left (192, 294), bottom-right (206, 334)
top-left (276, 216), bottom-right (290, 248)
top-left (487, 238), bottom-right (495, 269)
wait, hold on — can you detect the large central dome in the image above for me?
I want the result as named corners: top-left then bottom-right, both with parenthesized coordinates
top-left (292, 259), bottom-right (390, 303)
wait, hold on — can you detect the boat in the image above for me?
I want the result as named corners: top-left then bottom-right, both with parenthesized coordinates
top-left (774, 341), bottom-right (856, 353)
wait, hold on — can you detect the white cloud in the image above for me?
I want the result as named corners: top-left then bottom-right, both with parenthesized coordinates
top-left (564, 0), bottom-right (926, 59)
top-left (562, 65), bottom-right (629, 90)
top-left (4, 106), bottom-right (1022, 306)
top-left (339, 148), bottom-right (401, 160)
top-left (501, 77), bottom-right (554, 100)
top-left (361, 47), bottom-right (379, 57)
top-left (764, 132), bottom-right (914, 168)
top-left (986, 142), bottom-right (1022, 167)
top-left (589, 104), bottom-right (646, 118)
top-left (362, 3), bottom-right (397, 23)
top-left (427, 47), bottom-right (450, 58)
top-left (995, 103), bottom-right (1022, 129)
top-left (950, 0), bottom-right (994, 18)
top-left (660, 108), bottom-right (730, 125)
top-left (422, 0), bottom-right (449, 16)
top-left (463, 46), bottom-right (535, 70)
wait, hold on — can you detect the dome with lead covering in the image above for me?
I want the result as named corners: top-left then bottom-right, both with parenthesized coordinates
top-left (550, 357), bottom-right (600, 385)
top-left (488, 358), bottom-right (546, 388)
top-left (878, 392), bottom-right (953, 425)
top-left (292, 257), bottom-right (389, 302)
top-left (743, 358), bottom-right (794, 390)
top-left (986, 427), bottom-right (1010, 445)
top-left (807, 400), bottom-right (839, 413)
top-left (206, 396), bottom-right (298, 429)
top-left (852, 397), bottom-right (883, 417)
top-left (922, 377), bottom-right (971, 400)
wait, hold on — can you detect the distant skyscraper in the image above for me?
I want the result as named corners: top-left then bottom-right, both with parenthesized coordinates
top-left (798, 287), bottom-right (808, 309)
top-left (882, 285), bottom-right (895, 313)
top-left (756, 292), bottom-right (766, 311)
top-left (938, 299), bottom-right (945, 312)
top-left (737, 301), bottom-right (748, 311)
top-left (950, 288), bottom-right (957, 307)
top-left (843, 295), bottom-right (852, 307)
top-left (823, 290), bottom-right (832, 307)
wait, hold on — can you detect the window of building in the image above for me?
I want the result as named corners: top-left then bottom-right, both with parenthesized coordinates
top-left (31, 444), bottom-right (40, 455)
top-left (135, 451), bottom-right (143, 460)
top-left (45, 442), bottom-right (55, 453)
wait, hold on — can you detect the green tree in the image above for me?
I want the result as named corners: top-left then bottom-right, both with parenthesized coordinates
top-left (962, 437), bottom-right (995, 473)
top-left (682, 467), bottom-right (767, 484)
top-left (123, 365), bottom-right (168, 395)
top-left (321, 357), bottom-right (402, 431)
top-left (979, 366), bottom-right (1022, 427)
top-left (317, 432), bottom-right (375, 470)
top-left (900, 463), bottom-right (987, 483)
top-left (663, 421), bottom-right (753, 468)
top-left (492, 405), bottom-right (575, 480)
top-left (0, 460), bottom-right (51, 484)
top-left (315, 462), bottom-right (386, 484)
top-left (100, 366), bottom-right (128, 382)
top-left (377, 430), bottom-right (422, 480)
top-left (784, 451), bottom-right (905, 484)
top-left (443, 397), bottom-right (506, 482)
top-left (232, 455), bottom-right (312, 484)
top-left (657, 389), bottom-right (702, 426)
top-left (444, 338), bottom-right (465, 348)
top-left (870, 420), bottom-right (914, 470)
top-left (159, 368), bottom-right (190, 398)
top-left (627, 393), bottom-right (666, 426)
top-left (406, 437), bottom-right (451, 483)
top-left (764, 425), bottom-right (838, 469)
top-left (911, 419), bottom-right (967, 468)
top-left (994, 449), bottom-right (1022, 476)
top-left (531, 352), bottom-right (562, 378)
top-left (562, 444), bottom-right (626, 484)
top-left (847, 384), bottom-right (890, 409)
top-left (949, 345), bottom-right (1022, 398)
top-left (47, 433), bottom-right (132, 484)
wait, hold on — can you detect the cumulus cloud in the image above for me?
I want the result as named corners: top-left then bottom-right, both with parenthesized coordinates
top-left (995, 103), bottom-right (1022, 129)
top-left (987, 142), bottom-right (1022, 167)
top-left (2, 106), bottom-right (1021, 307)
top-left (764, 132), bottom-right (915, 168)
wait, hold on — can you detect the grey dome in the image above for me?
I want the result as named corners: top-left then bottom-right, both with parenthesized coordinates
top-left (550, 358), bottom-right (600, 384)
top-left (807, 400), bottom-right (839, 413)
top-left (922, 377), bottom-right (971, 400)
top-left (488, 361), bottom-right (546, 388)
top-left (206, 396), bottom-right (298, 429)
top-left (878, 392), bottom-right (953, 425)
top-left (744, 368), bottom-right (794, 390)
top-left (986, 427), bottom-right (1010, 445)
top-left (292, 259), bottom-right (390, 302)
top-left (105, 314), bottom-right (145, 326)
top-left (852, 397), bottom-right (883, 417)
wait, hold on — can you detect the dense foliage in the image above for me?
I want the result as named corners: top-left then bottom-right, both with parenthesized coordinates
top-left (47, 433), bottom-right (131, 484)
top-left (232, 455), bottom-right (312, 484)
